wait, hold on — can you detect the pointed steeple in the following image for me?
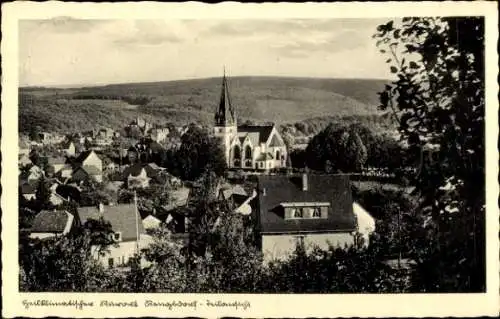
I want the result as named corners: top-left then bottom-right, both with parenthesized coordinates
top-left (215, 68), bottom-right (236, 126)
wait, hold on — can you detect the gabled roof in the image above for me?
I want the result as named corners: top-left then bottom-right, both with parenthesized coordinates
top-left (31, 210), bottom-right (72, 233)
top-left (123, 163), bottom-right (161, 178)
top-left (77, 204), bottom-right (145, 242)
top-left (268, 134), bottom-right (284, 147)
top-left (237, 125), bottom-right (274, 144)
top-left (74, 150), bottom-right (98, 164)
top-left (257, 174), bottom-right (356, 234)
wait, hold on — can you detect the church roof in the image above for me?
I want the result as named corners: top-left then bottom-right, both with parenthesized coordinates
top-left (237, 125), bottom-right (274, 145)
top-left (214, 72), bottom-right (236, 126)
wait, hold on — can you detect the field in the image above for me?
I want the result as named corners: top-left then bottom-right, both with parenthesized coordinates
top-left (19, 76), bottom-right (390, 134)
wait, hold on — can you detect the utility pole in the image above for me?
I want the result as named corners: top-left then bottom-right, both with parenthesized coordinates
top-left (134, 190), bottom-right (140, 256)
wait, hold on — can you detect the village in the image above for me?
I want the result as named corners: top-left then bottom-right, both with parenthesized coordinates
top-left (19, 73), bottom-right (379, 271)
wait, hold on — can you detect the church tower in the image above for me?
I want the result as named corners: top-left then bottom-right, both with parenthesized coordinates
top-left (214, 69), bottom-right (237, 167)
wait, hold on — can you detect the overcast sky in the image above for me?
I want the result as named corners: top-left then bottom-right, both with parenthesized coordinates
top-left (19, 18), bottom-right (393, 87)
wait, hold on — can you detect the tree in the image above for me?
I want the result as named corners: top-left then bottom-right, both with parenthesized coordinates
top-left (173, 126), bottom-right (226, 180)
top-left (306, 124), bottom-right (368, 173)
top-left (19, 218), bottom-right (115, 292)
top-left (34, 176), bottom-right (53, 211)
top-left (374, 17), bottom-right (485, 291)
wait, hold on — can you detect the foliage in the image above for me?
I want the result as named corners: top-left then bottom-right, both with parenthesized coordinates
top-left (168, 126), bottom-right (226, 181)
top-left (374, 17), bottom-right (485, 291)
top-left (306, 123), bottom-right (368, 172)
top-left (19, 218), bottom-right (115, 292)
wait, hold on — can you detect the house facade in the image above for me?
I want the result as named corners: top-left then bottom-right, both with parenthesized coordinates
top-left (256, 173), bottom-right (362, 262)
top-left (77, 204), bottom-right (151, 269)
top-left (73, 150), bottom-right (103, 183)
top-left (214, 72), bottom-right (288, 171)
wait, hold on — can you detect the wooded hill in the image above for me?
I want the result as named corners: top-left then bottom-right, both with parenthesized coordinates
top-left (19, 76), bottom-right (391, 135)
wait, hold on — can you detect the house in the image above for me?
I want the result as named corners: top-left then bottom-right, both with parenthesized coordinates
top-left (47, 156), bottom-right (67, 174)
top-left (55, 164), bottom-right (73, 180)
top-left (61, 140), bottom-right (76, 157)
top-left (149, 127), bottom-right (170, 143)
top-left (77, 204), bottom-right (152, 269)
top-left (123, 163), bottom-right (165, 189)
top-left (73, 150), bottom-right (103, 183)
top-left (217, 184), bottom-right (253, 213)
top-left (255, 173), bottom-right (359, 262)
top-left (143, 214), bottom-right (162, 230)
top-left (214, 72), bottom-right (288, 170)
top-left (352, 202), bottom-right (376, 246)
top-left (29, 210), bottom-right (76, 239)
top-left (20, 183), bottom-right (36, 201)
top-left (127, 140), bottom-right (165, 164)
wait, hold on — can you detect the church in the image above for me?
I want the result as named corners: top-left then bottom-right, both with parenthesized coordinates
top-left (214, 72), bottom-right (288, 171)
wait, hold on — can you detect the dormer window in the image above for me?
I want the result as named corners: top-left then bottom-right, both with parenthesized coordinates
top-left (293, 208), bottom-right (304, 218)
top-left (282, 202), bottom-right (329, 220)
top-left (312, 207), bottom-right (321, 218)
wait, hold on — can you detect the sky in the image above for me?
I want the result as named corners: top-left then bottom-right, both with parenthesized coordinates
top-left (19, 18), bottom-right (393, 87)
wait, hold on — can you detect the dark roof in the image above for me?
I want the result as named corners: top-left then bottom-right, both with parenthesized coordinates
top-left (257, 174), bottom-right (356, 234)
top-left (77, 204), bottom-right (146, 242)
top-left (237, 125), bottom-right (274, 144)
top-left (123, 163), bottom-right (160, 178)
top-left (31, 210), bottom-right (71, 233)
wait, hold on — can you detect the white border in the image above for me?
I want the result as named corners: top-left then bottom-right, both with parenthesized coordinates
top-left (2, 1), bottom-right (499, 317)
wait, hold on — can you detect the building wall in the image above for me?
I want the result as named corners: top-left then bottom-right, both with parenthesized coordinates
top-left (92, 237), bottom-right (152, 269)
top-left (261, 232), bottom-right (355, 262)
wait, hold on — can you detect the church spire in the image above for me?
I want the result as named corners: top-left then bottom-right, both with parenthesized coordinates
top-left (215, 68), bottom-right (236, 126)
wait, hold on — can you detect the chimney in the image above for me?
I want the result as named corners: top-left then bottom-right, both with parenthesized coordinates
top-left (302, 172), bottom-right (308, 191)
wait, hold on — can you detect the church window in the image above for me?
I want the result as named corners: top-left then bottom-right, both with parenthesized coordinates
top-left (233, 145), bottom-right (241, 159)
top-left (245, 145), bottom-right (252, 159)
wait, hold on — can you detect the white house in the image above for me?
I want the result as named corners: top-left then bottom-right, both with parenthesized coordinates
top-left (143, 214), bottom-right (162, 230)
top-left (73, 150), bottom-right (103, 183)
top-left (256, 173), bottom-right (360, 262)
top-left (77, 204), bottom-right (151, 269)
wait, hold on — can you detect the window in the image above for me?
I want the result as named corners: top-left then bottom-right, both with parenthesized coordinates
top-left (293, 208), bottom-right (304, 218)
top-left (233, 145), bottom-right (241, 159)
top-left (108, 258), bottom-right (114, 268)
top-left (113, 232), bottom-right (122, 242)
top-left (245, 145), bottom-right (252, 159)
top-left (259, 162), bottom-right (264, 168)
top-left (276, 150), bottom-right (280, 160)
top-left (312, 207), bottom-right (321, 218)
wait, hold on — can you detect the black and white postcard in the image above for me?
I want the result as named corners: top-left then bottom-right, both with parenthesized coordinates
top-left (2, 1), bottom-right (499, 317)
